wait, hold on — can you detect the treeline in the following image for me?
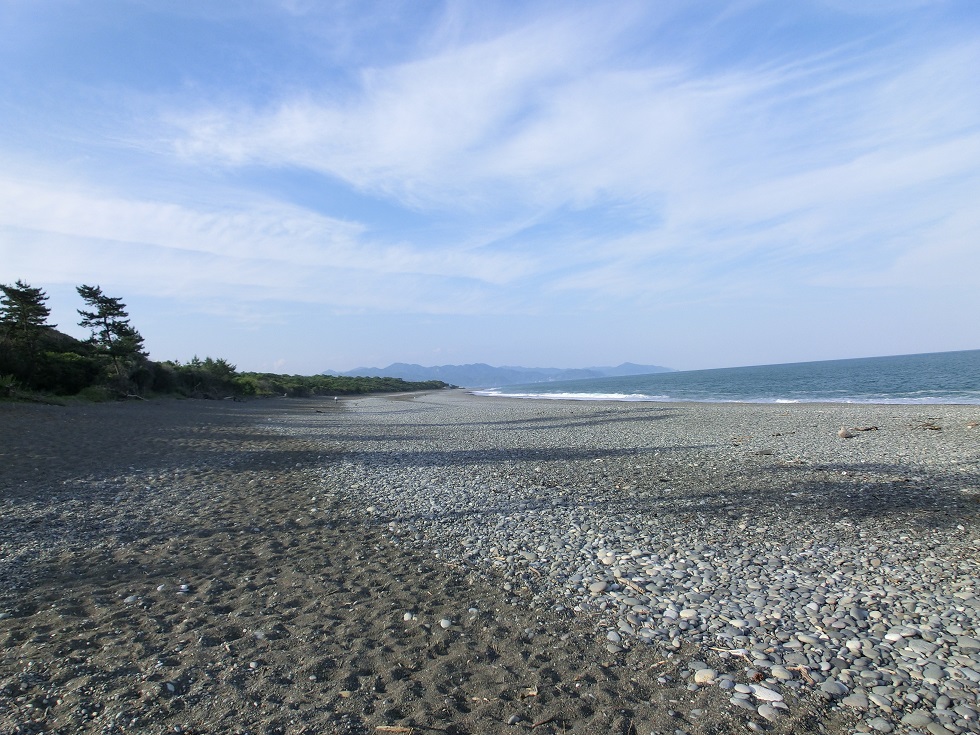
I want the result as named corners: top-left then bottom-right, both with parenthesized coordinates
top-left (155, 357), bottom-right (451, 399)
top-left (0, 280), bottom-right (450, 400)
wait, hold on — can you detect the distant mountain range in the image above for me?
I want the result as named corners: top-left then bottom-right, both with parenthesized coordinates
top-left (323, 362), bottom-right (675, 388)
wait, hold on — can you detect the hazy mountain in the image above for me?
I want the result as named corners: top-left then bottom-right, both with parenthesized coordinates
top-left (324, 362), bottom-right (674, 388)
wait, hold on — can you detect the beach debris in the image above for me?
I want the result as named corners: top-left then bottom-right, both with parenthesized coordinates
top-left (967, 421), bottom-right (978, 429)
top-left (375, 727), bottom-right (413, 734)
top-left (710, 647), bottom-right (753, 662)
top-left (787, 665), bottom-right (815, 684)
top-left (838, 427), bottom-right (855, 439)
top-left (615, 576), bottom-right (647, 595)
top-left (852, 425), bottom-right (879, 432)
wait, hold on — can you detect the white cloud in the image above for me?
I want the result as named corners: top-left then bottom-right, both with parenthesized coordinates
top-left (0, 174), bottom-right (362, 263)
top-left (0, 173), bottom-right (539, 303)
top-left (164, 16), bottom-right (980, 244)
top-left (167, 9), bottom-right (663, 209)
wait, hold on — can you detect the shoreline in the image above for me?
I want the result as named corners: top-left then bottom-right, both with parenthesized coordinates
top-left (2, 393), bottom-right (978, 734)
top-left (467, 389), bottom-right (980, 407)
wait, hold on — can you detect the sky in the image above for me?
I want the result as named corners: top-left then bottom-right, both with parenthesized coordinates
top-left (1, 1), bottom-right (979, 374)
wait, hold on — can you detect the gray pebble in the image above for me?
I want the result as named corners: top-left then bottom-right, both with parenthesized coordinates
top-left (867, 717), bottom-right (893, 733)
top-left (730, 697), bottom-right (755, 712)
top-left (842, 693), bottom-right (869, 710)
top-left (260, 394), bottom-right (980, 735)
top-left (757, 703), bottom-right (778, 721)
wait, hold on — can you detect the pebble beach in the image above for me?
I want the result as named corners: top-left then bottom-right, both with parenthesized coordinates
top-left (2, 391), bottom-right (978, 734)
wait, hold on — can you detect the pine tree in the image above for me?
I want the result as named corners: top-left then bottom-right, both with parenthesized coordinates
top-left (76, 285), bottom-right (146, 377)
top-left (0, 280), bottom-right (53, 379)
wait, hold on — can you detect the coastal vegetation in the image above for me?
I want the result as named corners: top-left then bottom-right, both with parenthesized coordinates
top-left (0, 280), bottom-right (450, 401)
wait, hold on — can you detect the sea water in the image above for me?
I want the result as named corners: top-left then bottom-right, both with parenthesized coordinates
top-left (474, 349), bottom-right (980, 404)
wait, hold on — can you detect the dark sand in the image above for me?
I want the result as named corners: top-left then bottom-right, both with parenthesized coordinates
top-left (1, 394), bottom-right (975, 735)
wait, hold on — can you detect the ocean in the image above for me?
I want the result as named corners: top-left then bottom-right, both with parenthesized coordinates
top-left (473, 349), bottom-right (980, 405)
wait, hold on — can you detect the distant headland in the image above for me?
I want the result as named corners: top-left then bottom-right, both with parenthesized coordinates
top-left (323, 362), bottom-right (675, 388)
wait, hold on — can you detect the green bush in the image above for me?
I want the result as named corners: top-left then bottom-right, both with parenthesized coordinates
top-left (233, 375), bottom-right (259, 396)
top-left (0, 374), bottom-right (19, 398)
top-left (75, 384), bottom-right (112, 402)
top-left (33, 351), bottom-right (102, 395)
top-left (2, 280), bottom-right (454, 401)
top-left (148, 362), bottom-right (177, 393)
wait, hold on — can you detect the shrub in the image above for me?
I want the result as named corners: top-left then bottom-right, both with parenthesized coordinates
top-left (33, 351), bottom-right (102, 395)
top-left (75, 384), bottom-right (112, 402)
top-left (0, 374), bottom-right (19, 399)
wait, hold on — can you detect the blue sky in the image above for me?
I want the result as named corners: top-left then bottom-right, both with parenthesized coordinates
top-left (1, 1), bottom-right (978, 373)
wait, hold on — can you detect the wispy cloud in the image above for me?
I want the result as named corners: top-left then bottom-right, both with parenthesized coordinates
top-left (0, 170), bottom-right (538, 306)
top-left (163, 13), bottom-right (980, 279)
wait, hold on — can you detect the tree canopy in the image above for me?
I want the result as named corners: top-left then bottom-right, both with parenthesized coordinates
top-left (2, 280), bottom-right (452, 401)
top-left (77, 284), bottom-right (147, 377)
top-left (0, 280), bottom-right (54, 380)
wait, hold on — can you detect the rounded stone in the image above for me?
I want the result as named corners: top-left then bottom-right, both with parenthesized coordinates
top-left (819, 680), bottom-right (848, 697)
top-left (750, 685), bottom-right (783, 702)
top-left (758, 704), bottom-right (778, 722)
top-left (693, 668), bottom-right (717, 685)
top-left (867, 717), bottom-right (893, 733)
top-left (842, 693), bottom-right (869, 710)
top-left (770, 665), bottom-right (794, 681)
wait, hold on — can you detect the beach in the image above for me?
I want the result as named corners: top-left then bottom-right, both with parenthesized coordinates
top-left (1, 391), bottom-right (978, 735)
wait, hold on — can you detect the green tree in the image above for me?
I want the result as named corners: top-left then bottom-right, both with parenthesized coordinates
top-left (0, 279), bottom-right (53, 380)
top-left (76, 284), bottom-right (147, 378)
